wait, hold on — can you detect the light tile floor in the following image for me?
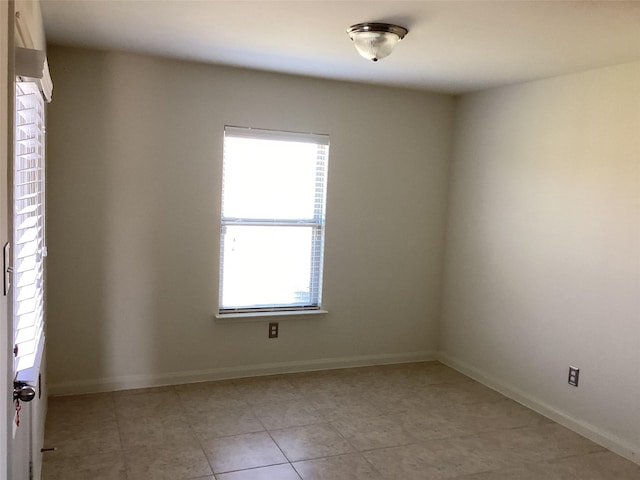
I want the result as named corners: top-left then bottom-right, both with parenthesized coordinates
top-left (42, 362), bottom-right (640, 479)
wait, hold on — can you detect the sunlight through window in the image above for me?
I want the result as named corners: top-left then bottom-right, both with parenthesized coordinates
top-left (219, 127), bottom-right (329, 314)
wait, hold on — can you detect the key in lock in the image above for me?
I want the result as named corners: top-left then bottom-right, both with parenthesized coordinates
top-left (13, 381), bottom-right (36, 403)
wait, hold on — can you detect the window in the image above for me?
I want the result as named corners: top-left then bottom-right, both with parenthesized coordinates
top-left (219, 127), bottom-right (329, 315)
top-left (13, 81), bottom-right (46, 381)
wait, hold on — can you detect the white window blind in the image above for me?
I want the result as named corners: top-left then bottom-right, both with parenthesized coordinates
top-left (14, 81), bottom-right (46, 382)
top-left (219, 126), bottom-right (329, 314)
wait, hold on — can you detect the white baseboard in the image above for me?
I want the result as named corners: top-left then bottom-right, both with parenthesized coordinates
top-left (48, 350), bottom-right (437, 396)
top-left (438, 352), bottom-right (639, 466)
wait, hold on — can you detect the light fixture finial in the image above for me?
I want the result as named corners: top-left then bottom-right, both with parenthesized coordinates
top-left (347, 22), bottom-right (408, 62)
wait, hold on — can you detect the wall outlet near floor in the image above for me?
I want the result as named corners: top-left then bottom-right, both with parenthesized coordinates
top-left (568, 366), bottom-right (580, 387)
top-left (268, 322), bottom-right (279, 339)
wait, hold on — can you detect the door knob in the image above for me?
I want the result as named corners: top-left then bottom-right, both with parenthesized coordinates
top-left (13, 381), bottom-right (36, 402)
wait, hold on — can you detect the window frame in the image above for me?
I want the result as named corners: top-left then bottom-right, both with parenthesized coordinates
top-left (217, 126), bottom-right (329, 317)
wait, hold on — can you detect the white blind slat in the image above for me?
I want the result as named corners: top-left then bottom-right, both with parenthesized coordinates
top-left (225, 125), bottom-right (329, 146)
top-left (16, 215), bottom-right (40, 231)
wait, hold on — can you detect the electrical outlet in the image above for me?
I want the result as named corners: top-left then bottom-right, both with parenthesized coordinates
top-left (568, 366), bottom-right (579, 387)
top-left (268, 322), bottom-right (279, 339)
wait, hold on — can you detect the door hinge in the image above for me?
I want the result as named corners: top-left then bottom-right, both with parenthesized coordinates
top-left (3, 242), bottom-right (11, 296)
top-left (29, 461), bottom-right (33, 480)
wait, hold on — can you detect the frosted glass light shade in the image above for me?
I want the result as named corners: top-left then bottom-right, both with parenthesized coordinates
top-left (347, 23), bottom-right (408, 62)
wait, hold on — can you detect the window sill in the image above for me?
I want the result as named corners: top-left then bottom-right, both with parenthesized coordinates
top-left (215, 309), bottom-right (328, 323)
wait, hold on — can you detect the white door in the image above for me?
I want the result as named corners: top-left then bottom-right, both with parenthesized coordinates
top-left (2, 2), bottom-right (33, 478)
top-left (10, 411), bottom-right (31, 480)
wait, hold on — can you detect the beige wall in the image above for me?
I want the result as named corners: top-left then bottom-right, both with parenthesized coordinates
top-left (440, 61), bottom-right (640, 462)
top-left (45, 46), bottom-right (455, 394)
top-left (15, 0), bottom-right (46, 50)
top-left (45, 44), bottom-right (640, 464)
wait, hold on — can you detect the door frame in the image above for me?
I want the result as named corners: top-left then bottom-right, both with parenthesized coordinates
top-left (1, 1), bottom-right (14, 479)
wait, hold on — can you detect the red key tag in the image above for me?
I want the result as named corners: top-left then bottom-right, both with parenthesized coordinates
top-left (15, 400), bottom-right (21, 427)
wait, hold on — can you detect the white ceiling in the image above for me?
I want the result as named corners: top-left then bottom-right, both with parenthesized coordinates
top-left (40, 1), bottom-right (640, 94)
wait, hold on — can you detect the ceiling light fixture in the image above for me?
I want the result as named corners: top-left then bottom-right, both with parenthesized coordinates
top-left (347, 22), bottom-right (408, 62)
